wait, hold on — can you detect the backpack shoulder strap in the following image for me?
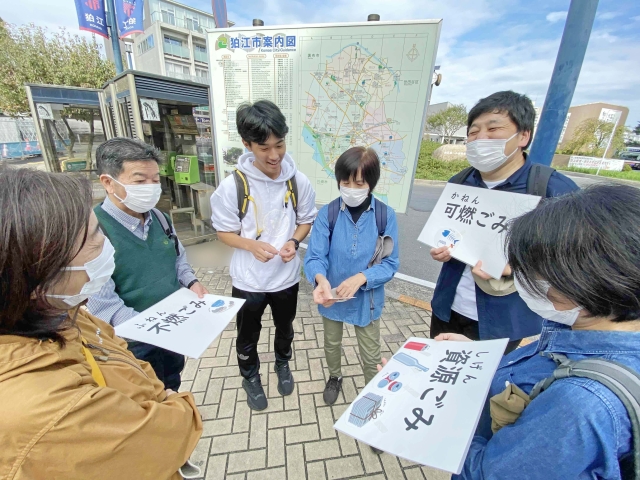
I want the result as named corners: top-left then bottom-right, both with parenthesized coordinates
top-left (327, 198), bottom-right (341, 243)
top-left (526, 163), bottom-right (555, 197)
top-left (449, 166), bottom-right (475, 185)
top-left (286, 174), bottom-right (299, 215)
top-left (531, 354), bottom-right (640, 480)
top-left (150, 208), bottom-right (180, 257)
top-left (374, 198), bottom-right (388, 236)
top-left (233, 169), bottom-right (250, 221)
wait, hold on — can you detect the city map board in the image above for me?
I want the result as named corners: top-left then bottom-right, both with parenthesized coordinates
top-left (207, 20), bottom-right (442, 213)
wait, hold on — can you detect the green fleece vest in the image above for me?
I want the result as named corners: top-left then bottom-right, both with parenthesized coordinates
top-left (94, 205), bottom-right (181, 312)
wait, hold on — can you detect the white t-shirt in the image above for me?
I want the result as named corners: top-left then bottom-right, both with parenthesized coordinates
top-left (450, 178), bottom-right (505, 321)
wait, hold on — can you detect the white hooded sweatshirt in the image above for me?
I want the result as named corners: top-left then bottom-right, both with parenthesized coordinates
top-left (210, 152), bottom-right (317, 292)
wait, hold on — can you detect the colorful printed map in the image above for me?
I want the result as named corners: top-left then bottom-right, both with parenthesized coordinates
top-left (303, 43), bottom-right (407, 205)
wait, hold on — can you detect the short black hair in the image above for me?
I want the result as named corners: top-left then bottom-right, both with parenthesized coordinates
top-left (96, 137), bottom-right (161, 178)
top-left (236, 100), bottom-right (289, 144)
top-left (507, 185), bottom-right (640, 322)
top-left (334, 146), bottom-right (381, 192)
top-left (467, 91), bottom-right (536, 149)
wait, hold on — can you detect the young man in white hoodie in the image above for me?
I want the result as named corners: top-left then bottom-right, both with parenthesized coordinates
top-left (210, 100), bottom-right (317, 411)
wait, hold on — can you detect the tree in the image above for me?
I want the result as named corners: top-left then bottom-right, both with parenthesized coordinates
top-left (0, 21), bottom-right (115, 114)
top-left (561, 118), bottom-right (625, 157)
top-left (634, 121), bottom-right (640, 136)
top-left (0, 21), bottom-right (115, 169)
top-left (223, 147), bottom-right (243, 165)
top-left (425, 104), bottom-right (467, 144)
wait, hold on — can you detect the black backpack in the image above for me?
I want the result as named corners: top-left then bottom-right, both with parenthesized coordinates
top-left (449, 163), bottom-right (555, 197)
top-left (327, 197), bottom-right (387, 243)
top-left (530, 353), bottom-right (640, 479)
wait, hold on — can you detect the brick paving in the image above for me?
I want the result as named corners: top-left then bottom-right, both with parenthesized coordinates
top-left (184, 266), bottom-right (451, 480)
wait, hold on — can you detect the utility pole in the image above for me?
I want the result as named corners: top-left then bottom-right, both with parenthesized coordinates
top-left (528, 0), bottom-right (599, 166)
top-left (105, 0), bottom-right (124, 74)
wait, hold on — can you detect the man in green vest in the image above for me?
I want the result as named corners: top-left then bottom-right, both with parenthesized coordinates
top-left (87, 138), bottom-right (208, 390)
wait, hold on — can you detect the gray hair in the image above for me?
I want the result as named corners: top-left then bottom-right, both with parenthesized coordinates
top-left (96, 138), bottom-right (162, 177)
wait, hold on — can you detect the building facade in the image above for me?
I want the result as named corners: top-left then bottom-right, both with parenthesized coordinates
top-left (423, 102), bottom-right (467, 144)
top-left (104, 0), bottom-right (233, 84)
top-left (557, 102), bottom-right (629, 157)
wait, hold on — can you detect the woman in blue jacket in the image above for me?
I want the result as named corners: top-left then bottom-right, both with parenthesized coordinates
top-left (438, 185), bottom-right (640, 479)
top-left (305, 146), bottom-right (399, 408)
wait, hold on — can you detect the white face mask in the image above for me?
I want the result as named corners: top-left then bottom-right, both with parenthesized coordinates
top-left (466, 132), bottom-right (519, 173)
top-left (340, 186), bottom-right (369, 207)
top-left (514, 276), bottom-right (583, 326)
top-left (108, 175), bottom-right (162, 213)
top-left (48, 237), bottom-right (116, 308)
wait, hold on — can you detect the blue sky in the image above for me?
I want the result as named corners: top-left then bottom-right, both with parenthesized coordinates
top-left (5, 0), bottom-right (640, 126)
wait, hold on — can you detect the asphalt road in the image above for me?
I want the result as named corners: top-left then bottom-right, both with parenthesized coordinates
top-left (395, 173), bottom-right (608, 285)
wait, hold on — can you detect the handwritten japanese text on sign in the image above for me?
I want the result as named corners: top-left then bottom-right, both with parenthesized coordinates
top-left (115, 288), bottom-right (244, 358)
top-left (334, 337), bottom-right (508, 474)
top-left (417, 183), bottom-right (541, 279)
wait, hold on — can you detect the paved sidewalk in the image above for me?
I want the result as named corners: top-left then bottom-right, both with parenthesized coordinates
top-left (183, 266), bottom-right (450, 480)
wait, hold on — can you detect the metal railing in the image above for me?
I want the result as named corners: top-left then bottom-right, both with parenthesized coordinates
top-left (194, 49), bottom-right (208, 63)
top-left (151, 11), bottom-right (207, 34)
top-left (163, 42), bottom-right (191, 59)
top-left (165, 71), bottom-right (209, 85)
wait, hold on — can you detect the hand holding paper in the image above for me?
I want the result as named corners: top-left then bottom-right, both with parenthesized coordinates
top-left (418, 184), bottom-right (541, 279)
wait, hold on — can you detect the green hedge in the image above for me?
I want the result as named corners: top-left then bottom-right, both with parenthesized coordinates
top-left (414, 140), bottom-right (469, 181)
top-left (556, 166), bottom-right (640, 182)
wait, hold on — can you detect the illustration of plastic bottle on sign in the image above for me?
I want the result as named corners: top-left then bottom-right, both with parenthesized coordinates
top-left (393, 352), bottom-right (429, 372)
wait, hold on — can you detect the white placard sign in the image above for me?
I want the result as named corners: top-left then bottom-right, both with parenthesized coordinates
top-left (417, 183), bottom-right (541, 279)
top-left (569, 155), bottom-right (624, 172)
top-left (140, 98), bottom-right (160, 121)
top-left (334, 337), bottom-right (508, 474)
top-left (115, 288), bottom-right (244, 358)
top-left (37, 104), bottom-right (54, 120)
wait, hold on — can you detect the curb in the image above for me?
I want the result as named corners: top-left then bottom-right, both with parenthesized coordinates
top-left (413, 178), bottom-right (448, 186)
top-left (562, 171), bottom-right (640, 187)
top-left (386, 289), bottom-right (432, 312)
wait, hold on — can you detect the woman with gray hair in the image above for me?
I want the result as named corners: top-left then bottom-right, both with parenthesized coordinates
top-left (0, 167), bottom-right (202, 479)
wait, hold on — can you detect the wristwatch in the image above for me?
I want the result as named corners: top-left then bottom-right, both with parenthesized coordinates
top-left (288, 238), bottom-right (300, 250)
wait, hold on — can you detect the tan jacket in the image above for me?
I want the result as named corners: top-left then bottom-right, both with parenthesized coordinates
top-left (0, 308), bottom-right (202, 480)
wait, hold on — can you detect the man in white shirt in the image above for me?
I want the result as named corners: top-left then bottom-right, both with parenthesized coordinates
top-left (210, 100), bottom-right (317, 411)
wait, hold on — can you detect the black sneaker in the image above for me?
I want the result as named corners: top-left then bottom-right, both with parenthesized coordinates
top-left (242, 375), bottom-right (268, 411)
top-left (370, 446), bottom-right (383, 455)
top-left (274, 363), bottom-right (295, 396)
top-left (323, 376), bottom-right (343, 405)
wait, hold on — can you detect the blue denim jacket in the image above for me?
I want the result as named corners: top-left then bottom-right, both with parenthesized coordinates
top-left (432, 158), bottom-right (579, 340)
top-left (455, 321), bottom-right (640, 480)
top-left (304, 199), bottom-right (400, 327)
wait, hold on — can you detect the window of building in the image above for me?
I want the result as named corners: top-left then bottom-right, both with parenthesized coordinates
top-left (161, 6), bottom-right (175, 25)
top-left (137, 34), bottom-right (155, 56)
top-left (164, 36), bottom-right (182, 47)
top-left (195, 44), bottom-right (206, 53)
top-left (165, 61), bottom-right (191, 76)
top-left (195, 67), bottom-right (209, 79)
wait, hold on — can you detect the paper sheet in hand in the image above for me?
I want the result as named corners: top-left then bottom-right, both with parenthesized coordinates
top-left (114, 288), bottom-right (244, 358)
top-left (417, 183), bottom-right (541, 279)
top-left (334, 337), bottom-right (508, 474)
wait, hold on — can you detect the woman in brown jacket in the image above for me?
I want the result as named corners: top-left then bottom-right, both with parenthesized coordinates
top-left (0, 167), bottom-right (202, 480)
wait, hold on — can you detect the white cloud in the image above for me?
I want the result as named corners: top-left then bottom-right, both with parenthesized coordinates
top-left (4, 0), bottom-right (639, 126)
top-left (598, 11), bottom-right (620, 21)
top-left (546, 11), bottom-right (568, 23)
